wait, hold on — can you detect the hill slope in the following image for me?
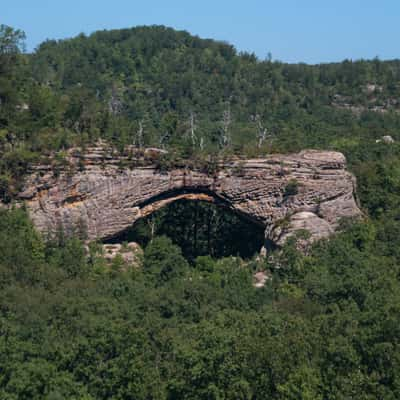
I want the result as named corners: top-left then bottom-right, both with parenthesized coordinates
top-left (3, 25), bottom-right (400, 154)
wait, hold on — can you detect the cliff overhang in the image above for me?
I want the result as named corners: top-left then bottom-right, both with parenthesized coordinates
top-left (14, 144), bottom-right (362, 251)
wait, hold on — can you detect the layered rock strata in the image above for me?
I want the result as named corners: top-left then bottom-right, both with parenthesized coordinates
top-left (15, 145), bottom-right (362, 250)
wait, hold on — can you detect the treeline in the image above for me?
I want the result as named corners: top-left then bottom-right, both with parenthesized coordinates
top-left (1, 25), bottom-right (400, 159)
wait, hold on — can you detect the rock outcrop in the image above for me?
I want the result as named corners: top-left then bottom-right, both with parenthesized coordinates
top-left (14, 144), bottom-right (362, 251)
top-left (102, 242), bottom-right (143, 267)
top-left (376, 135), bottom-right (395, 144)
top-left (253, 271), bottom-right (270, 288)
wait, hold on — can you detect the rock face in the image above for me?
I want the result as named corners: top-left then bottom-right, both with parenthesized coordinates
top-left (376, 135), bottom-right (395, 144)
top-left (253, 271), bottom-right (270, 288)
top-left (102, 242), bottom-right (143, 267)
top-left (15, 145), bottom-right (362, 251)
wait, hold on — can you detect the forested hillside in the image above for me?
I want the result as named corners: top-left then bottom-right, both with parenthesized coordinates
top-left (1, 24), bottom-right (400, 399)
top-left (2, 24), bottom-right (400, 199)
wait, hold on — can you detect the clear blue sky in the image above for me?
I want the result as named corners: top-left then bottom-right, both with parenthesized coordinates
top-left (3, 0), bottom-right (399, 64)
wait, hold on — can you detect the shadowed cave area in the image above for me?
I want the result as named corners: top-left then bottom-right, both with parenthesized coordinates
top-left (104, 199), bottom-right (266, 262)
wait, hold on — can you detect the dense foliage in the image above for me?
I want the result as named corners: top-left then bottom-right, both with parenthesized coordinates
top-left (1, 188), bottom-right (400, 399)
top-left (1, 23), bottom-right (400, 398)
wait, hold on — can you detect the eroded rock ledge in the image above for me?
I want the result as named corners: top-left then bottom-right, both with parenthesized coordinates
top-left (15, 145), bottom-right (362, 250)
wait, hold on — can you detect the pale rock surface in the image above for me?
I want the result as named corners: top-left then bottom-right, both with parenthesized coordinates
top-left (376, 135), bottom-right (395, 144)
top-left (270, 211), bottom-right (333, 247)
top-left (12, 144), bottom-right (362, 251)
top-left (253, 271), bottom-right (270, 288)
top-left (103, 242), bottom-right (143, 266)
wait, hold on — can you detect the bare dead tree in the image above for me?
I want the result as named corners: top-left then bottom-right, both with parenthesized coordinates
top-left (188, 110), bottom-right (197, 147)
top-left (108, 83), bottom-right (124, 116)
top-left (251, 114), bottom-right (272, 148)
top-left (147, 216), bottom-right (157, 242)
top-left (207, 206), bottom-right (218, 255)
top-left (146, 208), bottom-right (167, 242)
top-left (199, 136), bottom-right (205, 151)
top-left (256, 118), bottom-right (268, 149)
top-left (136, 120), bottom-right (144, 148)
top-left (220, 103), bottom-right (232, 148)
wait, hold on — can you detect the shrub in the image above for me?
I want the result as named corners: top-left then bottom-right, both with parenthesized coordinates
top-left (143, 236), bottom-right (189, 285)
top-left (284, 179), bottom-right (299, 197)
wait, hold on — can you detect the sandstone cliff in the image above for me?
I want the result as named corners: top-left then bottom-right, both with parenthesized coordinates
top-left (15, 144), bottom-right (362, 250)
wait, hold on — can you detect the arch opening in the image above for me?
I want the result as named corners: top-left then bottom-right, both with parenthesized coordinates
top-left (104, 198), bottom-right (266, 262)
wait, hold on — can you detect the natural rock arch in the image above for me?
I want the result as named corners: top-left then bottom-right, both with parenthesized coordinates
top-left (125, 188), bottom-right (266, 231)
top-left (15, 145), bottom-right (362, 251)
top-left (106, 193), bottom-right (268, 260)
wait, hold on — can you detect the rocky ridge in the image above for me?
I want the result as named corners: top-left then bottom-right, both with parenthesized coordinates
top-left (14, 144), bottom-right (362, 252)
